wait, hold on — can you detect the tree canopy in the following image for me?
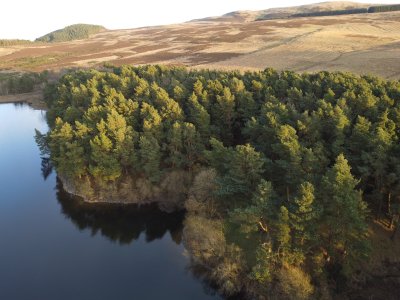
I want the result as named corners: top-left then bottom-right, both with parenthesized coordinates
top-left (42, 65), bottom-right (400, 299)
top-left (35, 24), bottom-right (105, 43)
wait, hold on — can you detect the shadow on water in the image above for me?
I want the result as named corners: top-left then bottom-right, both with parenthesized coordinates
top-left (13, 101), bottom-right (25, 107)
top-left (41, 157), bottom-right (53, 180)
top-left (55, 177), bottom-right (231, 299)
top-left (35, 152), bottom-right (227, 298)
top-left (55, 178), bottom-right (185, 245)
top-left (55, 178), bottom-right (227, 299)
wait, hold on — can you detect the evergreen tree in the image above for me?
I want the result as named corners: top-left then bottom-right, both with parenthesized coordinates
top-left (290, 182), bottom-right (318, 250)
top-left (139, 134), bottom-right (161, 183)
top-left (321, 154), bottom-right (369, 273)
top-left (182, 122), bottom-right (203, 170)
top-left (271, 124), bottom-right (303, 200)
top-left (89, 130), bottom-right (121, 183)
top-left (276, 206), bottom-right (291, 253)
top-left (187, 93), bottom-right (210, 140)
top-left (166, 122), bottom-right (183, 168)
top-left (215, 87), bottom-right (235, 145)
top-left (217, 144), bottom-right (265, 202)
top-left (140, 103), bottom-right (163, 140)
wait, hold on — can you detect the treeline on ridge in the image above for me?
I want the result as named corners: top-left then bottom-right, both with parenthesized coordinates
top-left (291, 8), bottom-right (368, 18)
top-left (0, 39), bottom-right (33, 47)
top-left (0, 24), bottom-right (105, 47)
top-left (368, 4), bottom-right (400, 13)
top-left (41, 65), bottom-right (400, 299)
top-left (257, 4), bottom-right (400, 20)
top-left (35, 24), bottom-right (105, 43)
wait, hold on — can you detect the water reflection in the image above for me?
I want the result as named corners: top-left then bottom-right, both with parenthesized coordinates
top-left (12, 101), bottom-right (25, 107)
top-left (55, 179), bottom-right (226, 299)
top-left (41, 157), bottom-right (53, 180)
top-left (0, 102), bottom-right (223, 300)
top-left (56, 179), bottom-right (185, 245)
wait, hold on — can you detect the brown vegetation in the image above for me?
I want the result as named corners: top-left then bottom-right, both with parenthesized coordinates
top-left (1, 4), bottom-right (400, 78)
top-left (59, 170), bottom-right (193, 212)
top-left (0, 90), bottom-right (45, 109)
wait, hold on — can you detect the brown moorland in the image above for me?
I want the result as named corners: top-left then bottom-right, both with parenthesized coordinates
top-left (1, 2), bottom-right (400, 79)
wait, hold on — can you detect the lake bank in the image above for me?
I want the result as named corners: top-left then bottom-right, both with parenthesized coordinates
top-left (0, 89), bottom-right (46, 109)
top-left (0, 102), bottom-right (221, 300)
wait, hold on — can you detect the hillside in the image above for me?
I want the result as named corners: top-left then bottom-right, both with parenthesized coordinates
top-left (192, 1), bottom-right (373, 22)
top-left (0, 2), bottom-right (399, 79)
top-left (255, 1), bottom-right (372, 20)
top-left (35, 24), bottom-right (106, 43)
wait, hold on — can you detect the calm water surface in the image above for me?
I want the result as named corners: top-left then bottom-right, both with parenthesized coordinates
top-left (0, 103), bottom-right (220, 300)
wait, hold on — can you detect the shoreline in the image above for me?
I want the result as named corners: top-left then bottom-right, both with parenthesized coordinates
top-left (57, 172), bottom-right (190, 213)
top-left (0, 90), bottom-right (46, 110)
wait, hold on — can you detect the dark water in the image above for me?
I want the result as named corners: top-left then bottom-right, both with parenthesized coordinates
top-left (0, 103), bottom-right (220, 300)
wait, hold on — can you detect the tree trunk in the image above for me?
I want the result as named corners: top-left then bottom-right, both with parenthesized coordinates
top-left (391, 220), bottom-right (398, 241)
top-left (286, 186), bottom-right (290, 203)
top-left (387, 193), bottom-right (393, 229)
top-left (258, 221), bottom-right (268, 233)
top-left (389, 215), bottom-right (395, 229)
top-left (376, 193), bottom-right (383, 221)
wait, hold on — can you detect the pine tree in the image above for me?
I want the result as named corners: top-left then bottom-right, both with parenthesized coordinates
top-left (89, 130), bottom-right (121, 183)
top-left (204, 137), bottom-right (232, 175)
top-left (166, 122), bottom-right (183, 168)
top-left (347, 116), bottom-right (373, 185)
top-left (215, 87), bottom-right (235, 145)
top-left (321, 154), bottom-right (369, 273)
top-left (140, 103), bottom-right (163, 140)
top-left (290, 182), bottom-right (317, 250)
top-left (187, 93), bottom-right (210, 140)
top-left (276, 206), bottom-right (291, 253)
top-left (271, 124), bottom-right (303, 200)
top-left (182, 122), bottom-right (203, 170)
top-left (139, 134), bottom-right (161, 183)
top-left (217, 144), bottom-right (265, 201)
top-left (49, 118), bottom-right (87, 179)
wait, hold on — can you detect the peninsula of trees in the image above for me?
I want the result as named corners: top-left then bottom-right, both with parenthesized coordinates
top-left (41, 65), bottom-right (400, 299)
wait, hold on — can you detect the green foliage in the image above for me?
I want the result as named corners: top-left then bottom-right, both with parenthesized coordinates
top-left (368, 4), bottom-right (400, 13)
top-left (206, 141), bottom-right (265, 202)
top-left (257, 5), bottom-right (400, 22)
top-left (276, 206), bottom-right (291, 250)
top-left (292, 8), bottom-right (368, 18)
top-left (320, 154), bottom-right (370, 273)
top-left (0, 72), bottom-right (48, 95)
top-left (89, 129), bottom-right (121, 182)
top-left (43, 65), bottom-right (400, 298)
top-left (250, 244), bottom-right (273, 283)
top-left (289, 182), bottom-right (318, 250)
top-left (35, 24), bottom-right (105, 43)
top-left (0, 39), bottom-right (33, 47)
top-left (139, 134), bottom-right (161, 183)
